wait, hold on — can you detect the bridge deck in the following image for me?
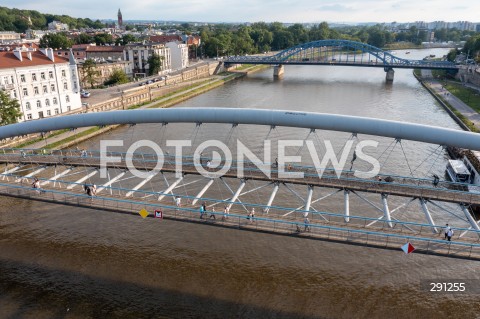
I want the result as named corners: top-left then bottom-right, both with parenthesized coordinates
top-left (223, 59), bottom-right (458, 70)
top-left (1, 154), bottom-right (479, 205)
top-left (0, 180), bottom-right (479, 260)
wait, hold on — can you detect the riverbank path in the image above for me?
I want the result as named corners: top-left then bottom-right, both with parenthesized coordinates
top-left (421, 69), bottom-right (480, 128)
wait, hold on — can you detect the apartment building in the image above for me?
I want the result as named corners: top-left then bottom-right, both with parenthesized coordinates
top-left (124, 43), bottom-right (171, 76)
top-left (0, 48), bottom-right (82, 122)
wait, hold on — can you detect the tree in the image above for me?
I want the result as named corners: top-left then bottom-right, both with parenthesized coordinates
top-left (0, 90), bottom-right (22, 125)
top-left (147, 53), bottom-right (163, 76)
top-left (104, 69), bottom-right (129, 86)
top-left (368, 28), bottom-right (386, 48)
top-left (94, 33), bottom-right (114, 45)
top-left (75, 33), bottom-right (94, 45)
top-left (39, 33), bottom-right (73, 49)
top-left (446, 49), bottom-right (458, 62)
top-left (81, 59), bottom-right (100, 89)
top-left (115, 34), bottom-right (138, 45)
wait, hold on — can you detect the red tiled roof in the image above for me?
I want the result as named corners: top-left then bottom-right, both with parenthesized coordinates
top-left (86, 46), bottom-right (124, 52)
top-left (0, 50), bottom-right (69, 69)
top-left (0, 42), bottom-right (39, 51)
top-left (149, 35), bottom-right (182, 43)
top-left (186, 36), bottom-right (201, 46)
top-left (72, 44), bottom-right (91, 50)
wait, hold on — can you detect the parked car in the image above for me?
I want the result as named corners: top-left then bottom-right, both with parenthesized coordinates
top-left (81, 91), bottom-right (91, 98)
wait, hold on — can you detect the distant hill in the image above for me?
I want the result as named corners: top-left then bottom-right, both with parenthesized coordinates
top-left (0, 6), bottom-right (105, 33)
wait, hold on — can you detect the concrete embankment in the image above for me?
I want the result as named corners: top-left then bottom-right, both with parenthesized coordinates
top-left (413, 71), bottom-right (471, 131)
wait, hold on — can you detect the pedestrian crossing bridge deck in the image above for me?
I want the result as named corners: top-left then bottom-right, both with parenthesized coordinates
top-left (0, 179), bottom-right (479, 260)
top-left (1, 108), bottom-right (480, 259)
top-left (1, 152), bottom-right (479, 206)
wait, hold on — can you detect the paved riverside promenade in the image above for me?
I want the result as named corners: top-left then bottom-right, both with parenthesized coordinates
top-left (421, 69), bottom-right (480, 128)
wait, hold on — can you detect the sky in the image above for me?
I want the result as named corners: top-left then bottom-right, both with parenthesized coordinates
top-left (2, 0), bottom-right (479, 24)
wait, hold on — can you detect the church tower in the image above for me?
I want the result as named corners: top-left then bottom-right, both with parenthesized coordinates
top-left (117, 8), bottom-right (123, 29)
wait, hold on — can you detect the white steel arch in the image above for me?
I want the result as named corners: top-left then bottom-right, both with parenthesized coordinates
top-left (1, 107), bottom-right (479, 150)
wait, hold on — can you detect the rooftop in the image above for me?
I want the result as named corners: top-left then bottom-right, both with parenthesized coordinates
top-left (0, 50), bottom-right (69, 69)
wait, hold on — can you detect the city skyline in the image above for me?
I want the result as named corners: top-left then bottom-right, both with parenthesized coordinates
top-left (1, 0), bottom-right (479, 24)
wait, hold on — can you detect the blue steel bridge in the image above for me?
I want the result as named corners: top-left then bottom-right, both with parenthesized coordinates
top-left (1, 108), bottom-right (480, 259)
top-left (223, 40), bottom-right (458, 80)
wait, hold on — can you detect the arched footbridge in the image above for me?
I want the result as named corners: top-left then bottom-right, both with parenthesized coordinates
top-left (1, 108), bottom-right (479, 259)
top-left (223, 40), bottom-right (458, 81)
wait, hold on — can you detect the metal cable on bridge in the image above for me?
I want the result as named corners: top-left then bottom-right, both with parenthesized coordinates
top-left (148, 123), bottom-right (169, 196)
top-left (235, 126), bottom-right (266, 208)
top-left (376, 139), bottom-right (396, 163)
top-left (294, 129), bottom-right (314, 156)
top-left (312, 130), bottom-right (326, 156)
top-left (378, 139), bottom-right (398, 173)
top-left (187, 122), bottom-right (201, 156)
top-left (335, 133), bottom-right (356, 160)
top-left (398, 140), bottom-right (415, 177)
top-left (411, 145), bottom-right (443, 176)
top-left (424, 146), bottom-right (446, 180)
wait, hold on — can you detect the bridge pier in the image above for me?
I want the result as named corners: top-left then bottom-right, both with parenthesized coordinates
top-left (304, 185), bottom-right (313, 217)
top-left (461, 204), bottom-right (480, 233)
top-left (381, 194), bottom-right (393, 228)
top-left (227, 179), bottom-right (246, 211)
top-left (344, 190), bottom-right (350, 222)
top-left (273, 65), bottom-right (284, 79)
top-left (385, 68), bottom-right (395, 82)
top-left (192, 178), bottom-right (214, 205)
top-left (420, 198), bottom-right (438, 234)
top-left (264, 182), bottom-right (279, 214)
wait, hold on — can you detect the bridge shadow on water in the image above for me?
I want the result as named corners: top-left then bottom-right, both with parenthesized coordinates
top-left (0, 257), bottom-right (325, 319)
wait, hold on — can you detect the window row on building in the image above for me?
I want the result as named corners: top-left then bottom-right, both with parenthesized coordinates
top-left (18, 69), bottom-right (68, 83)
top-left (24, 96), bottom-right (70, 110)
top-left (20, 82), bottom-right (76, 97)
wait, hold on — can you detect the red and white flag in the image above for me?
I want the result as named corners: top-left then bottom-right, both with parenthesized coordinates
top-left (401, 242), bottom-right (415, 254)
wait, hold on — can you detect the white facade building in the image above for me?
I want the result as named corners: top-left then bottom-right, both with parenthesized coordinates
top-left (0, 32), bottom-right (21, 44)
top-left (165, 41), bottom-right (189, 70)
top-left (0, 48), bottom-right (82, 122)
top-left (123, 43), bottom-right (171, 76)
top-left (48, 21), bottom-right (69, 31)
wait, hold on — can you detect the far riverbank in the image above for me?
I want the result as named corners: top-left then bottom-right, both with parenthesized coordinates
top-left (4, 64), bottom-right (268, 151)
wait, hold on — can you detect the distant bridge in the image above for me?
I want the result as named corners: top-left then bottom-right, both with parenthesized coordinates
top-left (223, 39), bottom-right (458, 81)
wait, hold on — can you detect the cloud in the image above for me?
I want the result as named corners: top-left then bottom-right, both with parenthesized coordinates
top-left (0, 0), bottom-right (478, 23)
top-left (317, 4), bottom-right (351, 12)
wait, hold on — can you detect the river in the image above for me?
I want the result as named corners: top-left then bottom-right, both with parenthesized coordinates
top-left (1, 48), bottom-right (479, 319)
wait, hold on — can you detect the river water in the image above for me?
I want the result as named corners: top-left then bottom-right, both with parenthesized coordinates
top-left (1, 48), bottom-right (480, 319)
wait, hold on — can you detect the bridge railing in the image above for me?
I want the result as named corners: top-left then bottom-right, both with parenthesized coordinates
top-left (0, 147), bottom-right (475, 193)
top-left (0, 181), bottom-right (478, 259)
top-left (2, 171), bottom-right (480, 242)
top-left (4, 149), bottom-right (478, 203)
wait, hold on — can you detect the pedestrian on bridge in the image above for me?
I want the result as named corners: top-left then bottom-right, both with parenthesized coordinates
top-left (200, 202), bottom-right (206, 219)
top-left (248, 207), bottom-right (255, 223)
top-left (209, 206), bottom-right (216, 220)
top-left (222, 205), bottom-right (229, 221)
top-left (175, 196), bottom-right (182, 207)
top-left (304, 217), bottom-right (311, 232)
top-left (444, 224), bottom-right (452, 240)
top-left (447, 228), bottom-right (454, 241)
top-left (32, 177), bottom-right (41, 191)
